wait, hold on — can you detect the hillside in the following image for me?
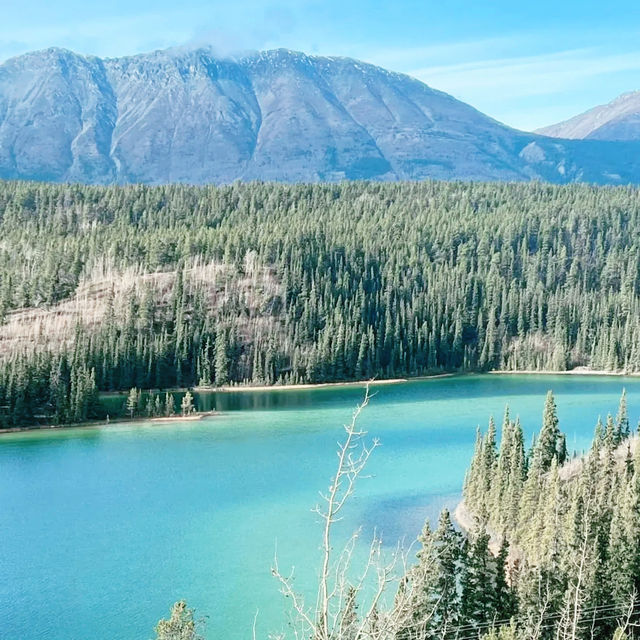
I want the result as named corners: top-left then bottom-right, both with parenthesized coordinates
top-left (537, 90), bottom-right (640, 141)
top-left (1, 47), bottom-right (640, 184)
top-left (0, 260), bottom-right (281, 357)
top-left (2, 181), bottom-right (640, 427)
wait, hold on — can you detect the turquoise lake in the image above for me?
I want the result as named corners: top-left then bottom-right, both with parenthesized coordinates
top-left (1, 374), bottom-right (639, 640)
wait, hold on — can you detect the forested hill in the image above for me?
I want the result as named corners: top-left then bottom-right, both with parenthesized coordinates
top-left (1, 180), bottom-right (640, 426)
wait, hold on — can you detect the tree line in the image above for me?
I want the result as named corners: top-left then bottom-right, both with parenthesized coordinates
top-left (1, 180), bottom-right (640, 426)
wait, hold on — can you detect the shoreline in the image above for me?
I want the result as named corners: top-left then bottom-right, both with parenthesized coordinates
top-left (0, 411), bottom-right (217, 436)
top-left (193, 374), bottom-right (452, 393)
top-left (2, 367), bottom-right (637, 436)
top-left (200, 367), bottom-right (640, 393)
top-left (489, 367), bottom-right (640, 377)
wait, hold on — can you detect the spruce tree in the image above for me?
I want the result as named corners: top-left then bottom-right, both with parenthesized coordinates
top-left (432, 509), bottom-right (463, 633)
top-left (460, 527), bottom-right (495, 628)
top-left (616, 388), bottom-right (630, 442)
top-left (153, 394), bottom-right (163, 417)
top-left (214, 328), bottom-right (229, 386)
top-left (532, 391), bottom-right (565, 471)
top-left (494, 539), bottom-right (516, 621)
top-left (165, 392), bottom-right (175, 417)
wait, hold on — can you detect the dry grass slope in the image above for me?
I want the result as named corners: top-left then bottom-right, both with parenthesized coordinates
top-left (0, 256), bottom-right (284, 356)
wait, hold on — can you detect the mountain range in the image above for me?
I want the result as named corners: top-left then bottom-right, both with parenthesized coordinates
top-left (0, 46), bottom-right (639, 185)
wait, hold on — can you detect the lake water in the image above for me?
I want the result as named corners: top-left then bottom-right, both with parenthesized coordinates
top-left (1, 374), bottom-right (638, 640)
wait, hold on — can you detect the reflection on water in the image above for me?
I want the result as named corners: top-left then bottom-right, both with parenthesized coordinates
top-left (99, 384), bottom-right (357, 416)
top-left (100, 373), bottom-right (639, 417)
top-left (361, 491), bottom-right (461, 547)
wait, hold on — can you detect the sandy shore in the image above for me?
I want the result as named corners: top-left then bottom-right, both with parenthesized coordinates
top-left (490, 367), bottom-right (640, 377)
top-left (194, 373), bottom-right (455, 393)
top-left (150, 413), bottom-right (212, 423)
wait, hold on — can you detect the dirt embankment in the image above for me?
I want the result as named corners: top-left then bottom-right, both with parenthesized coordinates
top-left (454, 501), bottom-right (504, 556)
top-left (0, 258), bottom-right (283, 356)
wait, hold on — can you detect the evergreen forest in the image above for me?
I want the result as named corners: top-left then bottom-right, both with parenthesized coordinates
top-left (1, 180), bottom-right (640, 426)
top-left (454, 390), bottom-right (640, 640)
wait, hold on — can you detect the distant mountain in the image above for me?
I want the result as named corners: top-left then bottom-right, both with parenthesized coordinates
top-left (1, 46), bottom-right (640, 184)
top-left (537, 91), bottom-right (640, 141)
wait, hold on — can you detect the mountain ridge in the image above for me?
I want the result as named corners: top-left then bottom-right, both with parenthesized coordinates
top-left (537, 90), bottom-right (640, 141)
top-left (1, 45), bottom-right (640, 184)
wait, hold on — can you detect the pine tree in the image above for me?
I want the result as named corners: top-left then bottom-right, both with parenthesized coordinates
top-left (432, 509), bottom-right (463, 632)
top-left (532, 391), bottom-right (565, 471)
top-left (198, 338), bottom-right (212, 387)
top-left (153, 394), bottom-right (163, 417)
top-left (505, 418), bottom-right (525, 534)
top-left (403, 520), bottom-right (440, 638)
top-left (145, 394), bottom-right (154, 417)
top-left (481, 417), bottom-right (498, 498)
top-left (494, 539), bottom-right (516, 621)
top-left (616, 388), bottom-right (630, 442)
top-left (464, 426), bottom-right (484, 511)
top-left (460, 527), bottom-right (495, 628)
top-left (214, 328), bottom-right (229, 386)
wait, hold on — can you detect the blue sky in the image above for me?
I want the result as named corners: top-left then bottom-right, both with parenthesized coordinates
top-left (1, 0), bottom-right (640, 130)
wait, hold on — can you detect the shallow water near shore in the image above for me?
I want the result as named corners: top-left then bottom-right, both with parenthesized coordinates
top-left (1, 374), bottom-right (638, 640)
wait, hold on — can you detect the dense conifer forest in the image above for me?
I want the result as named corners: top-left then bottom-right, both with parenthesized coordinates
top-left (1, 180), bottom-right (640, 426)
top-left (457, 391), bottom-right (640, 640)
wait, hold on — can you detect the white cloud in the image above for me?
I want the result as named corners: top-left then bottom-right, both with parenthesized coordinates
top-left (408, 48), bottom-right (640, 98)
top-left (0, 11), bottom-right (195, 61)
top-left (355, 27), bottom-right (640, 130)
top-left (0, 1), bottom-right (314, 62)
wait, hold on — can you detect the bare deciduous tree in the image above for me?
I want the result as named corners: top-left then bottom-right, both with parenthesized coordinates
top-left (271, 386), bottom-right (439, 640)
